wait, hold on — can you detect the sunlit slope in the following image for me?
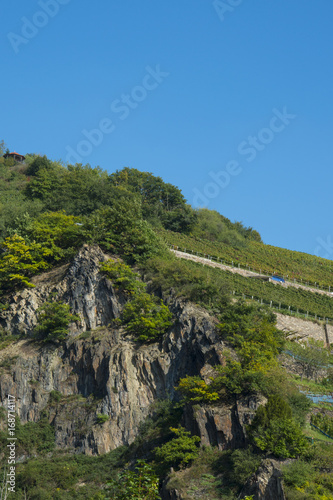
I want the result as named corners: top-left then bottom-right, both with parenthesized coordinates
top-left (158, 229), bottom-right (333, 290)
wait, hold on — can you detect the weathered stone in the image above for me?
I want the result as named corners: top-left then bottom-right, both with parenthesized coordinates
top-left (238, 459), bottom-right (287, 500)
top-left (183, 394), bottom-right (266, 450)
top-left (0, 246), bottom-right (230, 455)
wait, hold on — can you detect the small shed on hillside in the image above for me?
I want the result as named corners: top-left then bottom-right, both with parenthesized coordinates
top-left (3, 151), bottom-right (25, 162)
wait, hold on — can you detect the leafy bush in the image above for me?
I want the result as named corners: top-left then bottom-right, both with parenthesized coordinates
top-left (191, 208), bottom-right (261, 246)
top-left (282, 460), bottom-right (315, 489)
top-left (213, 447), bottom-right (261, 494)
top-left (0, 415), bottom-right (55, 456)
top-left (143, 254), bottom-right (231, 309)
top-left (49, 390), bottom-right (63, 403)
top-left (25, 211), bottom-right (85, 260)
top-left (288, 393), bottom-right (311, 427)
top-left (154, 426), bottom-right (200, 472)
top-left (176, 375), bottom-right (219, 403)
top-left (121, 292), bottom-right (172, 342)
top-left (100, 259), bottom-right (145, 295)
top-left (105, 460), bottom-right (159, 500)
top-left (206, 302), bottom-right (285, 397)
top-left (82, 197), bottom-right (167, 264)
top-left (109, 166), bottom-right (197, 233)
top-left (34, 301), bottom-right (80, 343)
top-left (15, 446), bottom-right (128, 498)
top-left (212, 355), bottom-right (269, 397)
top-left (96, 414), bottom-right (109, 425)
top-left (0, 234), bottom-right (50, 292)
top-left (247, 395), bottom-right (309, 458)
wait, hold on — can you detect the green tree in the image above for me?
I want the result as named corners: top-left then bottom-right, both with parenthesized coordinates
top-left (100, 259), bottom-right (145, 295)
top-left (176, 375), bottom-right (219, 403)
top-left (0, 234), bottom-right (50, 291)
top-left (25, 155), bottom-right (54, 176)
top-left (106, 460), bottom-right (159, 500)
top-left (25, 211), bottom-right (85, 261)
top-left (34, 301), bottom-right (80, 343)
top-left (282, 460), bottom-right (315, 489)
top-left (109, 167), bottom-right (197, 233)
top-left (83, 196), bottom-right (166, 263)
top-left (248, 395), bottom-right (309, 458)
top-left (154, 427), bottom-right (200, 472)
top-left (213, 302), bottom-right (285, 396)
top-left (121, 292), bottom-right (172, 342)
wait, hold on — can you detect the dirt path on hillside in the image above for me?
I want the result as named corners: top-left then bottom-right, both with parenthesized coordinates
top-left (171, 250), bottom-right (333, 299)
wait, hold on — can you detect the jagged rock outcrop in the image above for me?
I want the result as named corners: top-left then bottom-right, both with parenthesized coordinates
top-left (0, 245), bottom-right (122, 336)
top-left (160, 478), bottom-right (184, 500)
top-left (0, 246), bottom-right (234, 455)
top-left (183, 394), bottom-right (266, 450)
top-left (238, 459), bottom-right (286, 500)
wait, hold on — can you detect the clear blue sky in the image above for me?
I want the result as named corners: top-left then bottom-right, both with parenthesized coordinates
top-left (1, 1), bottom-right (333, 258)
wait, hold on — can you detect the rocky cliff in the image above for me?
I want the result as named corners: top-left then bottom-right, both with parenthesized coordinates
top-left (0, 245), bottom-right (239, 455)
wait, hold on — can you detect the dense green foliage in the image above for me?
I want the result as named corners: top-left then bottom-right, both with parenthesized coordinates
top-left (0, 234), bottom-right (50, 290)
top-left (101, 258), bottom-right (173, 341)
top-left (247, 395), bottom-right (309, 458)
top-left (34, 301), bottom-right (80, 343)
top-left (14, 446), bottom-right (128, 499)
top-left (100, 259), bottom-right (145, 295)
top-left (191, 208), bottom-right (261, 245)
top-left (106, 460), bottom-right (159, 500)
top-left (109, 167), bottom-right (197, 233)
top-left (144, 254), bottom-right (231, 309)
top-left (154, 427), bottom-right (200, 472)
top-left (283, 448), bottom-right (333, 499)
top-left (176, 376), bottom-right (219, 403)
top-left (0, 415), bottom-right (55, 456)
top-left (121, 292), bottom-right (172, 342)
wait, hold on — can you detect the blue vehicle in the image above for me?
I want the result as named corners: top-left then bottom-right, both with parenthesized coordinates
top-left (271, 275), bottom-right (285, 283)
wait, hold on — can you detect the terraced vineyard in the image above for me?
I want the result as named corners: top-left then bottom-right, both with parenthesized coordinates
top-left (171, 258), bottom-right (333, 321)
top-left (158, 229), bottom-right (333, 290)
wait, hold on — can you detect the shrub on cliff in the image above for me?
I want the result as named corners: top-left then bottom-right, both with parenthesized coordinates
top-left (121, 292), bottom-right (172, 342)
top-left (0, 234), bottom-right (51, 292)
top-left (175, 375), bottom-right (219, 403)
top-left (247, 395), bottom-right (309, 459)
top-left (105, 460), bottom-right (159, 500)
top-left (100, 259), bottom-right (145, 295)
top-left (34, 301), bottom-right (80, 343)
top-left (154, 426), bottom-right (200, 472)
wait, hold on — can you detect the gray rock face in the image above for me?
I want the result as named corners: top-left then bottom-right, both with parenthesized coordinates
top-left (160, 479), bottom-right (184, 500)
top-left (0, 245), bottom-right (122, 336)
top-left (0, 246), bottom-right (232, 455)
top-left (238, 459), bottom-right (286, 500)
top-left (183, 394), bottom-right (266, 450)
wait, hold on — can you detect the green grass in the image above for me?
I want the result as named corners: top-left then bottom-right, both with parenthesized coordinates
top-left (159, 229), bottom-right (333, 290)
top-left (304, 423), bottom-right (333, 443)
top-left (292, 376), bottom-right (333, 395)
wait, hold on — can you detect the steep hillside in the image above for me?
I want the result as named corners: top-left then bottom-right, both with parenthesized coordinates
top-left (159, 228), bottom-right (333, 290)
top-left (0, 154), bottom-right (332, 499)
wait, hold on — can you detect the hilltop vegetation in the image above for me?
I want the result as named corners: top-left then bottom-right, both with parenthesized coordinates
top-left (0, 145), bottom-right (332, 499)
